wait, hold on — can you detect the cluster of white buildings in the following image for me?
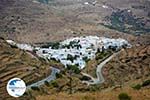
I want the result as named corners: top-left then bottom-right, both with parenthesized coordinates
top-left (35, 36), bottom-right (131, 69)
top-left (6, 40), bottom-right (34, 51)
top-left (84, 1), bottom-right (97, 6)
top-left (6, 36), bottom-right (131, 69)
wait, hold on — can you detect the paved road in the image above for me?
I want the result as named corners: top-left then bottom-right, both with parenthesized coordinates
top-left (26, 51), bottom-right (119, 87)
top-left (82, 51), bottom-right (120, 85)
top-left (27, 67), bottom-right (60, 89)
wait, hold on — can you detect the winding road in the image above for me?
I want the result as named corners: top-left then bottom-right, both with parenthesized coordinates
top-left (82, 51), bottom-right (120, 85)
top-left (27, 67), bottom-right (60, 89)
top-left (26, 51), bottom-right (120, 88)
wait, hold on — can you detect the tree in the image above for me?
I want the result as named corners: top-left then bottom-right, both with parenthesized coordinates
top-left (51, 42), bottom-right (60, 49)
top-left (83, 56), bottom-right (90, 63)
top-left (67, 65), bottom-right (80, 74)
top-left (76, 44), bottom-right (82, 49)
top-left (97, 48), bottom-right (101, 53)
top-left (67, 54), bottom-right (74, 63)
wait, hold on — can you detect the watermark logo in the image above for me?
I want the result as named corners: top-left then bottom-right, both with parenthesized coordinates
top-left (6, 78), bottom-right (26, 97)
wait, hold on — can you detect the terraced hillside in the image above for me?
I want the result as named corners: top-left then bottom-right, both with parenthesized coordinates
top-left (103, 45), bottom-right (150, 87)
top-left (0, 37), bottom-right (53, 99)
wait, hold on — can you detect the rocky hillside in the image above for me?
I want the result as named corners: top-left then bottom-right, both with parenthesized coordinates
top-left (0, 0), bottom-right (149, 44)
top-left (0, 0), bottom-right (66, 43)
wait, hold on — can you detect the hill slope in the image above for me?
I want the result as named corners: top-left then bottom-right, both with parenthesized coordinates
top-left (103, 45), bottom-right (150, 87)
top-left (34, 45), bottom-right (150, 100)
top-left (0, 37), bottom-right (52, 99)
top-left (0, 0), bottom-right (149, 44)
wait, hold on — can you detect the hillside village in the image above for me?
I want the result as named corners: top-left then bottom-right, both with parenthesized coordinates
top-left (6, 36), bottom-right (131, 69)
top-left (0, 0), bottom-right (150, 99)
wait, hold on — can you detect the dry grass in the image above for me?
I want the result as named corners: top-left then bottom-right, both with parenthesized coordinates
top-left (37, 86), bottom-right (150, 100)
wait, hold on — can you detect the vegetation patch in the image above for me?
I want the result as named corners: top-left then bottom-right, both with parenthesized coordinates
top-left (66, 65), bottom-right (81, 74)
top-left (102, 9), bottom-right (150, 35)
top-left (50, 80), bottom-right (59, 88)
top-left (142, 80), bottom-right (150, 87)
top-left (44, 81), bottom-right (50, 87)
top-left (56, 73), bottom-right (63, 78)
top-left (41, 42), bottom-right (60, 49)
top-left (89, 85), bottom-right (101, 92)
top-left (132, 84), bottom-right (141, 90)
top-left (118, 93), bottom-right (131, 100)
top-left (31, 86), bottom-right (40, 91)
top-left (95, 51), bottom-right (111, 60)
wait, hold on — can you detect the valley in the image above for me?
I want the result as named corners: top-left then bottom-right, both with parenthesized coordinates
top-left (0, 0), bottom-right (149, 100)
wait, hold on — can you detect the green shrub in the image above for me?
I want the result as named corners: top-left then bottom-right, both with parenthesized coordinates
top-left (142, 80), bottom-right (150, 87)
top-left (33, 49), bottom-right (37, 53)
top-left (56, 73), bottom-right (63, 78)
top-left (44, 81), bottom-right (50, 87)
top-left (118, 93), bottom-right (131, 100)
top-left (83, 56), bottom-right (90, 62)
top-left (10, 44), bottom-right (18, 48)
top-left (95, 53), bottom-right (104, 60)
top-left (95, 51), bottom-right (111, 60)
top-left (67, 65), bottom-right (81, 74)
top-left (132, 84), bottom-right (141, 90)
top-left (51, 42), bottom-right (60, 49)
top-left (80, 76), bottom-right (91, 81)
top-left (89, 85), bottom-right (100, 92)
top-left (31, 86), bottom-right (40, 91)
top-left (51, 80), bottom-right (59, 88)
top-left (38, 57), bottom-right (46, 62)
top-left (41, 42), bottom-right (60, 49)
